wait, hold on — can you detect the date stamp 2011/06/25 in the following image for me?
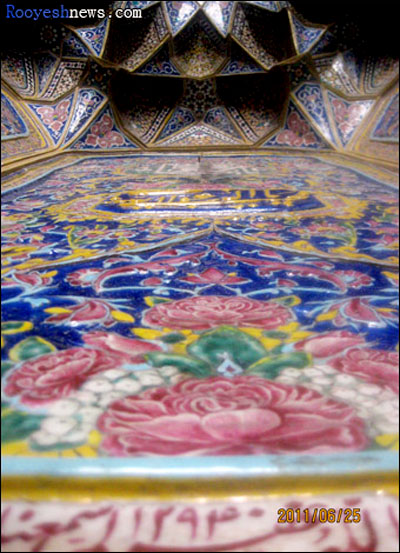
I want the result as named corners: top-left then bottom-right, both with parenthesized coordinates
top-left (277, 508), bottom-right (361, 524)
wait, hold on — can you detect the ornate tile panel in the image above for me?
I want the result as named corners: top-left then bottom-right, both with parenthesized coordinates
top-left (1, 52), bottom-right (35, 97)
top-left (202, 1), bottom-right (235, 37)
top-left (290, 12), bottom-right (326, 55)
top-left (327, 92), bottom-right (374, 147)
top-left (313, 54), bottom-right (360, 97)
top-left (1, 93), bottom-right (29, 141)
top-left (135, 45), bottom-right (181, 76)
top-left (203, 106), bottom-right (242, 139)
top-left (156, 106), bottom-right (196, 142)
top-left (104, 4), bottom-right (167, 72)
top-left (1, 93), bottom-right (50, 162)
top-left (363, 56), bottom-right (399, 96)
top-left (62, 33), bottom-right (91, 58)
top-left (63, 88), bottom-right (107, 145)
top-left (75, 18), bottom-right (110, 57)
top-left (70, 105), bottom-right (139, 149)
top-left (33, 52), bottom-right (59, 95)
top-left (220, 42), bottom-right (264, 75)
top-left (232, 3), bottom-right (296, 70)
top-left (370, 92), bottom-right (399, 143)
top-left (157, 123), bottom-right (242, 145)
top-left (293, 83), bottom-right (337, 145)
top-left (172, 15), bottom-right (227, 78)
top-left (28, 94), bottom-right (74, 145)
top-left (181, 79), bottom-right (218, 118)
top-left (262, 100), bottom-right (331, 149)
top-left (164, 1), bottom-right (199, 36)
top-left (40, 60), bottom-right (87, 101)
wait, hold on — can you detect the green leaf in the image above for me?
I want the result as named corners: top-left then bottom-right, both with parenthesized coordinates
top-left (160, 332), bottom-right (186, 344)
top-left (1, 411), bottom-right (44, 443)
top-left (247, 351), bottom-right (311, 379)
top-left (9, 336), bottom-right (56, 362)
top-left (188, 326), bottom-right (267, 369)
top-left (262, 330), bottom-right (288, 339)
top-left (1, 360), bottom-right (14, 377)
top-left (145, 352), bottom-right (211, 377)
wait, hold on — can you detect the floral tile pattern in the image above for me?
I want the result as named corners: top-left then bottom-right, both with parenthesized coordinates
top-left (63, 88), bottom-right (107, 145)
top-left (290, 12), bottom-right (326, 55)
top-left (28, 93), bottom-right (74, 145)
top-left (292, 83), bottom-right (337, 145)
top-left (262, 100), bottom-right (331, 149)
top-left (70, 104), bottom-right (139, 149)
top-left (75, 18), bottom-right (110, 57)
top-left (1, 93), bottom-right (29, 141)
top-left (327, 92), bottom-right (374, 147)
top-left (370, 93), bottom-right (399, 143)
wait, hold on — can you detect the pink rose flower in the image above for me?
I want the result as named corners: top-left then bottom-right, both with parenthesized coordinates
top-left (143, 296), bottom-right (293, 330)
top-left (295, 331), bottom-right (366, 358)
top-left (97, 376), bottom-right (367, 456)
top-left (330, 348), bottom-right (399, 394)
top-left (4, 348), bottom-right (119, 406)
top-left (85, 114), bottom-right (124, 149)
top-left (83, 331), bottom-right (162, 363)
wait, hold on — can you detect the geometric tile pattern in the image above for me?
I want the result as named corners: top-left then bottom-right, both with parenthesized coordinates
top-left (75, 18), bottom-right (110, 57)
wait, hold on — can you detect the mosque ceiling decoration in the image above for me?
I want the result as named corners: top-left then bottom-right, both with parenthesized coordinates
top-left (1, 1), bottom-right (398, 155)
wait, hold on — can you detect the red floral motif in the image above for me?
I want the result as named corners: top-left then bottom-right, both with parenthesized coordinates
top-left (333, 297), bottom-right (397, 326)
top-left (66, 268), bottom-right (103, 287)
top-left (330, 349), bottom-right (399, 394)
top-left (295, 331), bottom-right (366, 358)
top-left (181, 268), bottom-right (247, 285)
top-left (3, 271), bottom-right (55, 288)
top-left (36, 99), bottom-right (70, 134)
top-left (330, 98), bottom-right (369, 140)
top-left (84, 113), bottom-right (125, 149)
top-left (143, 296), bottom-right (293, 330)
top-left (276, 112), bottom-right (317, 147)
top-left (83, 331), bottom-right (162, 362)
top-left (45, 299), bottom-right (115, 326)
top-left (335, 270), bottom-right (373, 289)
top-left (4, 348), bottom-right (119, 406)
top-left (97, 376), bottom-right (367, 456)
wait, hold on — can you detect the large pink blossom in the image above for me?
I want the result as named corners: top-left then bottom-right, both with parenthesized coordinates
top-left (143, 295), bottom-right (293, 330)
top-left (97, 376), bottom-right (367, 456)
top-left (330, 348), bottom-right (399, 394)
top-left (84, 113), bottom-right (125, 149)
top-left (4, 348), bottom-right (119, 406)
top-left (83, 331), bottom-right (162, 363)
top-left (276, 112), bottom-right (317, 147)
top-left (294, 331), bottom-right (366, 358)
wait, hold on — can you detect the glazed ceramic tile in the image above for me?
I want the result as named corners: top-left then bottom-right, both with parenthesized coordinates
top-left (74, 18), bottom-right (110, 57)
top-left (28, 93), bottom-right (74, 145)
top-left (70, 104), bottom-right (139, 150)
top-left (262, 100), bottom-right (332, 149)
top-left (371, 93), bottom-right (399, 143)
top-left (1, 3), bottom-right (399, 551)
top-left (1, 93), bottom-right (29, 141)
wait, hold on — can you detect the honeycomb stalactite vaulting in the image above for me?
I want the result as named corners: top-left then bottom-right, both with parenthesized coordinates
top-left (1, 1), bottom-right (398, 160)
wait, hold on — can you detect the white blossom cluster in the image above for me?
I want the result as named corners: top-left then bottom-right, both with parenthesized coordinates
top-left (30, 366), bottom-right (184, 449)
top-left (275, 365), bottom-right (399, 438)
